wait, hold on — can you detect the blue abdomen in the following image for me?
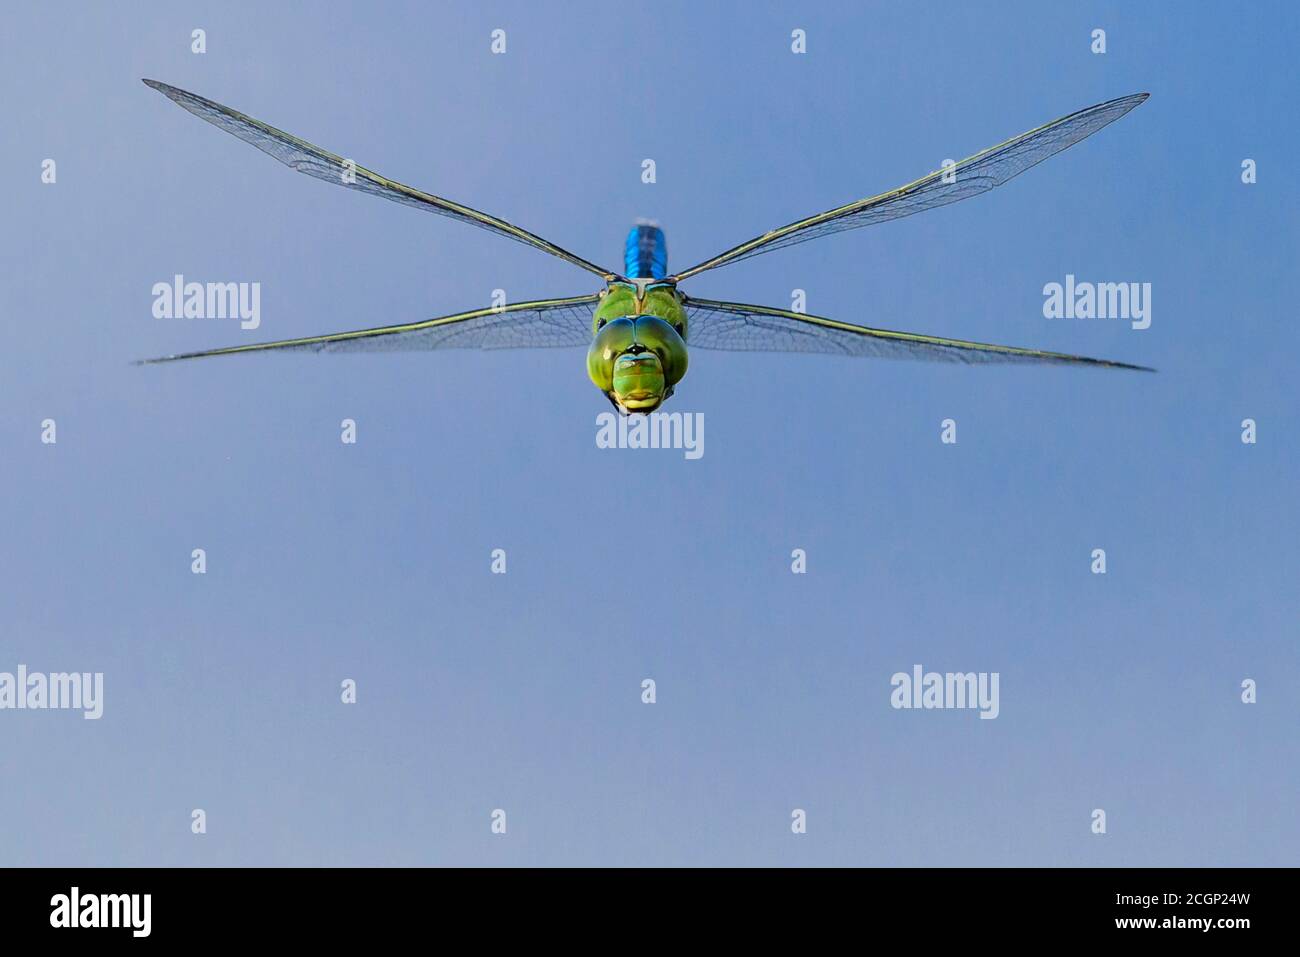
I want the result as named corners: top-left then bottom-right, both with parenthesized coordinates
top-left (625, 222), bottom-right (667, 279)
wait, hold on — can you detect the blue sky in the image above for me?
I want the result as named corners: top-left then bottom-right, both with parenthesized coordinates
top-left (1, 1), bottom-right (1296, 865)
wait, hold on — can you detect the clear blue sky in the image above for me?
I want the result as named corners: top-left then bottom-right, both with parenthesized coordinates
top-left (2, 1), bottom-right (1296, 866)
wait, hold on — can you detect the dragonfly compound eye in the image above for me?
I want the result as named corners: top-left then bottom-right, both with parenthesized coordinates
top-left (630, 315), bottom-right (688, 390)
top-left (587, 317), bottom-right (637, 393)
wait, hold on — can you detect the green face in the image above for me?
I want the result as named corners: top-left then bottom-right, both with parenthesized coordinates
top-left (612, 350), bottom-right (666, 410)
top-left (586, 314), bottom-right (688, 413)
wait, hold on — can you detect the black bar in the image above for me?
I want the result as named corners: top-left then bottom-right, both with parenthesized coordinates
top-left (0, 867), bottom-right (1282, 942)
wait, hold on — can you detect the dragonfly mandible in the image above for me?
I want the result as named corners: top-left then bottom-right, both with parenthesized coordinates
top-left (139, 80), bottom-right (1153, 411)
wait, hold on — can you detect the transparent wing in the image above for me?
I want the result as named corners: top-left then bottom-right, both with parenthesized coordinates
top-left (672, 92), bottom-right (1149, 281)
top-left (683, 298), bottom-right (1153, 370)
top-left (143, 79), bottom-right (618, 280)
top-left (138, 295), bottom-right (599, 363)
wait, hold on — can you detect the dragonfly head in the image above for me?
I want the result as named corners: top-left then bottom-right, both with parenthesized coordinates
top-left (587, 315), bottom-right (688, 414)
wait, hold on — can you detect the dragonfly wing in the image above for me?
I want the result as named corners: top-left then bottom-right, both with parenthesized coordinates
top-left (672, 92), bottom-right (1148, 282)
top-left (682, 297), bottom-right (1153, 370)
top-left (143, 80), bottom-right (617, 280)
top-left (139, 295), bottom-right (599, 363)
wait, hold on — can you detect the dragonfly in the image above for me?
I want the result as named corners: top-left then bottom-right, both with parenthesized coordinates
top-left (140, 79), bottom-right (1152, 411)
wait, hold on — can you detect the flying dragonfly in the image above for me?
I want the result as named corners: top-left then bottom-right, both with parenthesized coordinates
top-left (140, 80), bottom-right (1152, 410)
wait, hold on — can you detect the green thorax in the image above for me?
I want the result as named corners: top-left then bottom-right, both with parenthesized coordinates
top-left (592, 281), bottom-right (687, 339)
